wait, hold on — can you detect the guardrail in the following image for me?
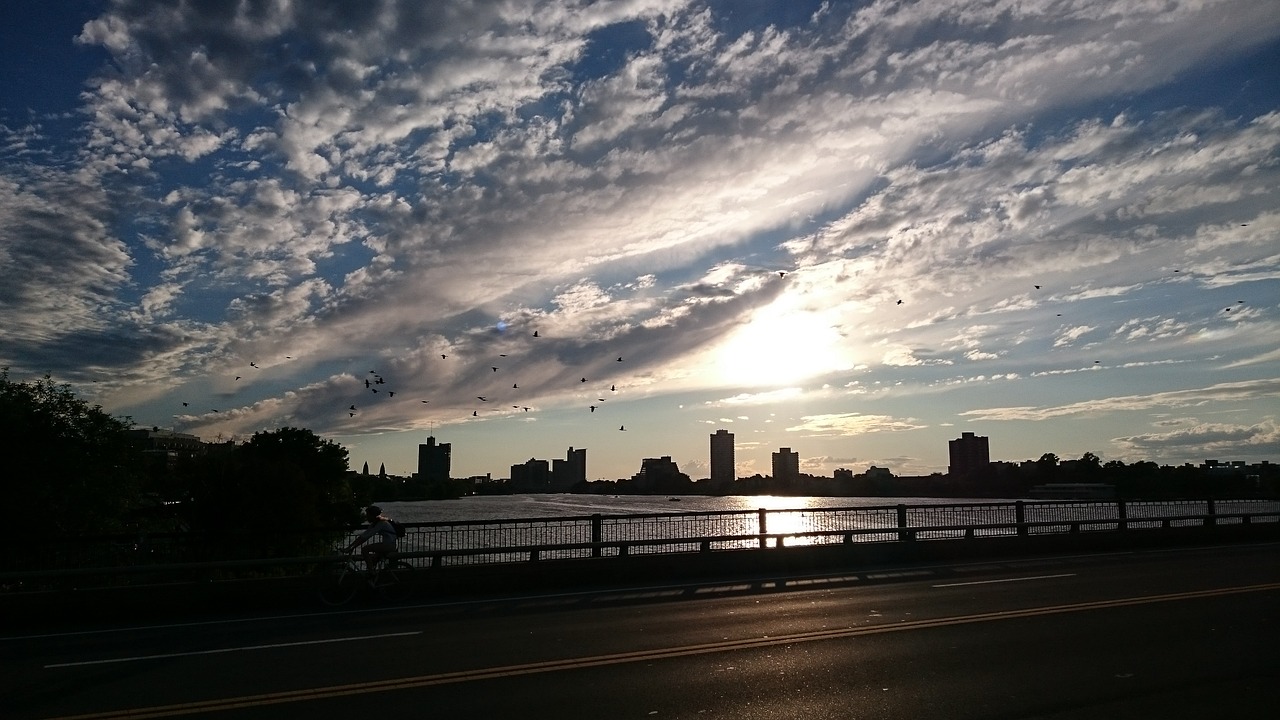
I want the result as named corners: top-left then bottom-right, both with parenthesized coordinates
top-left (393, 498), bottom-right (1280, 566)
top-left (4, 499), bottom-right (1277, 590)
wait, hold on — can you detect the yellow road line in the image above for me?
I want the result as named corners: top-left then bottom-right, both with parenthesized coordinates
top-left (43, 581), bottom-right (1280, 720)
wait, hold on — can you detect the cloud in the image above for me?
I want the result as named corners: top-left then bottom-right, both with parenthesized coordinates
top-left (1053, 325), bottom-right (1096, 348)
top-left (1, 0), bottom-right (1275, 476)
top-left (960, 379), bottom-right (1280, 422)
top-left (0, 171), bottom-right (133, 363)
top-left (1113, 420), bottom-right (1280, 458)
top-left (785, 413), bottom-right (927, 436)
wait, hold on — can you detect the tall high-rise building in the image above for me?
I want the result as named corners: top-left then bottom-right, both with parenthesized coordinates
top-left (417, 435), bottom-right (451, 483)
top-left (948, 432), bottom-right (990, 477)
top-left (772, 447), bottom-right (800, 481)
top-left (551, 446), bottom-right (587, 491)
top-left (710, 429), bottom-right (735, 484)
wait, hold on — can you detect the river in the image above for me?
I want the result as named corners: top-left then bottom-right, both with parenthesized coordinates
top-left (374, 494), bottom-right (1021, 524)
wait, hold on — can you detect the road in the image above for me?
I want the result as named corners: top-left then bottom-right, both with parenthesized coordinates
top-left (4, 541), bottom-right (1278, 719)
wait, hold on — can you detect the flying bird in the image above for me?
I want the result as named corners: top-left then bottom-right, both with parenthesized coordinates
top-left (617, 357), bottom-right (623, 362)
top-left (611, 385), bottom-right (616, 391)
top-left (473, 411), bottom-right (478, 417)
top-left (235, 376), bottom-right (241, 381)
top-left (619, 425), bottom-right (626, 431)
top-left (896, 299), bottom-right (903, 305)
top-left (477, 396), bottom-right (487, 401)
top-left (533, 331), bottom-right (539, 337)
top-left (421, 400), bottom-right (430, 404)
top-left (1034, 285), bottom-right (1041, 289)
top-left (590, 406), bottom-right (597, 412)
top-left (249, 362), bottom-right (258, 368)
top-left (182, 402), bottom-right (188, 407)
top-left (512, 384), bottom-right (519, 389)
top-left (779, 271), bottom-right (786, 277)
top-left (441, 354), bottom-right (448, 359)
top-left (349, 412), bottom-right (355, 417)
top-left (492, 367), bottom-right (499, 372)
top-left (388, 391), bottom-right (395, 397)
top-left (349, 405), bottom-right (356, 411)
top-left (580, 377), bottom-right (587, 383)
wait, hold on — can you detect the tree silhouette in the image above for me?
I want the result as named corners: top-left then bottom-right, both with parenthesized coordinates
top-left (0, 369), bottom-right (144, 534)
top-left (182, 427), bottom-right (356, 542)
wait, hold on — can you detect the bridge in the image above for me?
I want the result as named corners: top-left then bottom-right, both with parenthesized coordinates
top-left (4, 518), bottom-right (1278, 718)
top-left (3, 498), bottom-right (1277, 624)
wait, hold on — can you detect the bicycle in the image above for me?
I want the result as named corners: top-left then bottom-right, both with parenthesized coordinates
top-left (317, 551), bottom-right (414, 606)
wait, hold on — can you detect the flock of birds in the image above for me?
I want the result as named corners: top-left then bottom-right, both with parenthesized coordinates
top-left (334, 332), bottom-right (634, 431)
top-left (181, 263), bottom-right (1250, 434)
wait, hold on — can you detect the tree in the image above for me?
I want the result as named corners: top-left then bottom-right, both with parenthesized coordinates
top-left (1036, 453), bottom-right (1059, 477)
top-left (0, 369), bottom-right (145, 535)
top-left (1078, 452), bottom-right (1101, 475)
top-left (182, 427), bottom-right (357, 538)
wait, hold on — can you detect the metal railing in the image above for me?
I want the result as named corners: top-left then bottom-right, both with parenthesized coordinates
top-left (390, 498), bottom-right (1280, 567)
top-left (4, 498), bottom-right (1277, 589)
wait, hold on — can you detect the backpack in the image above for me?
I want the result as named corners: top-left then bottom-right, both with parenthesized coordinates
top-left (390, 519), bottom-right (407, 538)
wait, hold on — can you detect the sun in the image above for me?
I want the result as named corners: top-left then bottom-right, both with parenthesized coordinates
top-left (712, 306), bottom-right (848, 387)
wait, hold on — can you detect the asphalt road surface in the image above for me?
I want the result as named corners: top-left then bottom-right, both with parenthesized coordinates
top-left (4, 541), bottom-right (1278, 719)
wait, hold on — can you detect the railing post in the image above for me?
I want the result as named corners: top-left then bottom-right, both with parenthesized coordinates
top-left (1205, 499), bottom-right (1217, 528)
top-left (1117, 500), bottom-right (1128, 531)
top-left (1015, 501), bottom-right (1027, 537)
top-left (591, 514), bottom-right (602, 557)
top-left (758, 508), bottom-right (769, 548)
top-left (897, 504), bottom-right (913, 542)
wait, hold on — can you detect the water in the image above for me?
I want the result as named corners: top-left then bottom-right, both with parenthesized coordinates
top-left (368, 495), bottom-right (1278, 566)
top-left (375, 494), bottom-right (1023, 524)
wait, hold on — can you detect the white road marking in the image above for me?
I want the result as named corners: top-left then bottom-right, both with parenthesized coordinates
top-left (44, 631), bottom-right (421, 669)
top-left (932, 573), bottom-right (1077, 588)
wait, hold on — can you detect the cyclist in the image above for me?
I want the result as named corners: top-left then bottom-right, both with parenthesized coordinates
top-left (345, 505), bottom-right (398, 571)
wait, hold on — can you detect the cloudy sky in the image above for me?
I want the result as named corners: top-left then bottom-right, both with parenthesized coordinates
top-left (3, 1), bottom-right (1278, 482)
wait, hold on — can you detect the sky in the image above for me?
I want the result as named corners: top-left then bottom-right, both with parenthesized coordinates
top-left (2, 1), bottom-right (1278, 482)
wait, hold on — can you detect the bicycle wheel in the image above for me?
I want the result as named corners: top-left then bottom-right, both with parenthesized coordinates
top-left (317, 563), bottom-right (362, 606)
top-left (374, 560), bottom-right (414, 602)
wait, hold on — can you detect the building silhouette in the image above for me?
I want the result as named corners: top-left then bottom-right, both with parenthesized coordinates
top-left (710, 429), bottom-right (735, 484)
top-left (127, 428), bottom-right (206, 474)
top-left (417, 435), bottom-right (451, 482)
top-left (948, 432), bottom-right (990, 477)
top-left (772, 447), bottom-right (800, 482)
top-left (631, 456), bottom-right (691, 493)
top-left (510, 458), bottom-right (551, 491)
top-left (551, 446), bottom-right (587, 491)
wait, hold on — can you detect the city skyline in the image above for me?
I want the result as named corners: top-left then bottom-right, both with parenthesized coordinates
top-left (3, 2), bottom-right (1278, 481)
top-left (346, 428), bottom-right (1269, 483)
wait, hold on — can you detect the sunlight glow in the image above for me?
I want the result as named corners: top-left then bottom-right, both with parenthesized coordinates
top-left (712, 307), bottom-right (849, 388)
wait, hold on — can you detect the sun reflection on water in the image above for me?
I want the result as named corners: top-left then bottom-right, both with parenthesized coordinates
top-left (726, 495), bottom-right (826, 546)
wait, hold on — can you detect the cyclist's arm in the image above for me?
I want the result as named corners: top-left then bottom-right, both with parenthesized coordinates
top-left (345, 526), bottom-right (375, 552)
